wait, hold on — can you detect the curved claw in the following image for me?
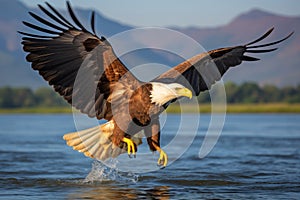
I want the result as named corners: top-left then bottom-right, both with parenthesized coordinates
top-left (157, 149), bottom-right (168, 168)
top-left (122, 137), bottom-right (136, 158)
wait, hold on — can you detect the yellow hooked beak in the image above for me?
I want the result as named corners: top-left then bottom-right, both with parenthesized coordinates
top-left (175, 87), bottom-right (193, 99)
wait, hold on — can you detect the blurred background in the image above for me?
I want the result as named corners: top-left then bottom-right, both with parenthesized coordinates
top-left (0, 0), bottom-right (299, 110)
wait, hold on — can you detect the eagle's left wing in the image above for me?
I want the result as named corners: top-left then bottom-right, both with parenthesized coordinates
top-left (153, 28), bottom-right (293, 96)
top-left (19, 2), bottom-right (138, 120)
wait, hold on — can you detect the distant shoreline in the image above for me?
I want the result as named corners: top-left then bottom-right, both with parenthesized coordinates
top-left (167, 103), bottom-right (300, 113)
top-left (1, 103), bottom-right (300, 114)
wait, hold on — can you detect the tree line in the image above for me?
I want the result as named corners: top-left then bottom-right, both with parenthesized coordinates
top-left (0, 87), bottom-right (68, 108)
top-left (198, 82), bottom-right (300, 104)
top-left (0, 82), bottom-right (299, 108)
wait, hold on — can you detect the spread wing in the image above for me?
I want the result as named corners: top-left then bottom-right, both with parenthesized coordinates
top-left (154, 28), bottom-right (293, 96)
top-left (19, 2), bottom-right (137, 120)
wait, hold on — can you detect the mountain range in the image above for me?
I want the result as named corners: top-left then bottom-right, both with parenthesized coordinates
top-left (0, 0), bottom-right (299, 88)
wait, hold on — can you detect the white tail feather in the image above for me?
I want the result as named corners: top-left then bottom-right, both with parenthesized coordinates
top-left (63, 121), bottom-right (142, 161)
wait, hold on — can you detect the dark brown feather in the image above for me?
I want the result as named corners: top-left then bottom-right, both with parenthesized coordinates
top-left (38, 4), bottom-right (73, 29)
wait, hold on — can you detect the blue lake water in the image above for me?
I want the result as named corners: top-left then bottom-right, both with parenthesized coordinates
top-left (0, 114), bottom-right (300, 199)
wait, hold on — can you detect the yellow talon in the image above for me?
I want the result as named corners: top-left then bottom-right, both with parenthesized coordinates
top-left (157, 149), bottom-right (168, 168)
top-left (122, 137), bottom-right (136, 157)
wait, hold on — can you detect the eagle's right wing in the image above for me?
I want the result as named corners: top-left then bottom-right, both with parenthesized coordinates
top-left (154, 28), bottom-right (293, 96)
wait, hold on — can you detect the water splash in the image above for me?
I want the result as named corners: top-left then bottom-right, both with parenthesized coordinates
top-left (84, 159), bottom-right (139, 183)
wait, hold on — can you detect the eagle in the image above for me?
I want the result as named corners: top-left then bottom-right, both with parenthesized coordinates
top-left (19, 2), bottom-right (292, 168)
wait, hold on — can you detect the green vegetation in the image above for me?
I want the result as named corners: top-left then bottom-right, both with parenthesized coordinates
top-left (0, 82), bottom-right (300, 114)
top-left (197, 82), bottom-right (300, 104)
top-left (0, 86), bottom-right (68, 108)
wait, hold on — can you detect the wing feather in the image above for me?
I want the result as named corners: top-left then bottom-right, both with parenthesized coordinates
top-left (22, 21), bottom-right (61, 35)
top-left (38, 4), bottom-right (73, 29)
top-left (66, 1), bottom-right (88, 32)
top-left (90, 11), bottom-right (96, 35)
top-left (28, 12), bottom-right (67, 32)
top-left (45, 2), bottom-right (75, 28)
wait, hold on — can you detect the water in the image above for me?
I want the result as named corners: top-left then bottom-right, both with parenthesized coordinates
top-left (0, 114), bottom-right (300, 199)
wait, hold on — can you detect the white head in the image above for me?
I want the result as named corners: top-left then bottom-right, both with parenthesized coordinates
top-left (150, 82), bottom-right (193, 106)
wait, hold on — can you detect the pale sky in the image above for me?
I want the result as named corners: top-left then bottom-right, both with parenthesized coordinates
top-left (19, 0), bottom-right (300, 28)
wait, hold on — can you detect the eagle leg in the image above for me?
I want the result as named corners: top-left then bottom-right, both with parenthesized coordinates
top-left (145, 118), bottom-right (168, 168)
top-left (147, 139), bottom-right (168, 168)
top-left (148, 139), bottom-right (168, 168)
top-left (157, 147), bottom-right (168, 168)
top-left (122, 137), bottom-right (136, 158)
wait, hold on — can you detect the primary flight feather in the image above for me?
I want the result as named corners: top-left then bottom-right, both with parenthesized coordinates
top-left (19, 2), bottom-right (293, 168)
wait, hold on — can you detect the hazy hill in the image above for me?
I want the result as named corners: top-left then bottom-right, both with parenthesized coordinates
top-left (175, 9), bottom-right (300, 86)
top-left (0, 0), bottom-right (299, 88)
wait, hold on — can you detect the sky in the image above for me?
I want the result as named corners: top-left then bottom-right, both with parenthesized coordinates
top-left (19, 0), bottom-right (300, 28)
